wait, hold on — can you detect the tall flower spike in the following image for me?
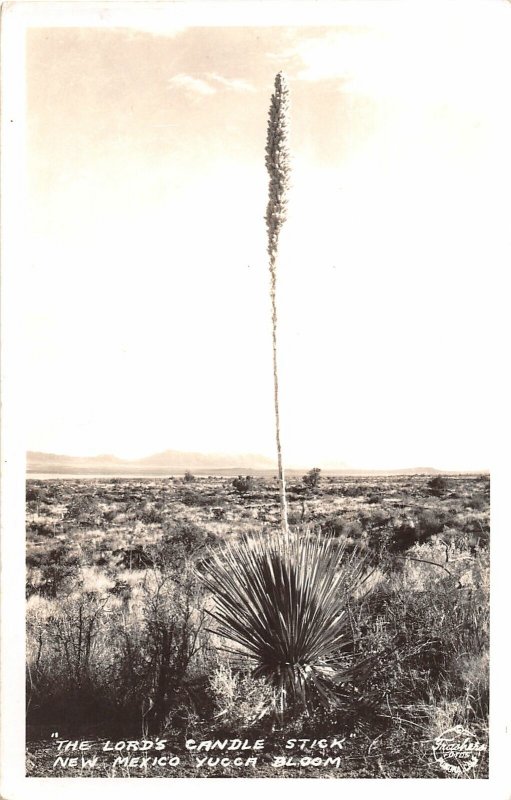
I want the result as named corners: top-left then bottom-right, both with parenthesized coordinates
top-left (265, 72), bottom-right (291, 536)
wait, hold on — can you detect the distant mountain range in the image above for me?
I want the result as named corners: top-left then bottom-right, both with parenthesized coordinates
top-left (27, 449), bottom-right (277, 476)
top-left (26, 450), bottom-right (444, 477)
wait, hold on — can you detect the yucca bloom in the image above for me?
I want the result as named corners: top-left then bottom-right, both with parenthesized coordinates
top-left (265, 72), bottom-right (291, 536)
top-left (202, 529), bottom-right (369, 714)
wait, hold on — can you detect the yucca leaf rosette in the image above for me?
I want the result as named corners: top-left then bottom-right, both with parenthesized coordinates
top-left (202, 529), bottom-right (370, 713)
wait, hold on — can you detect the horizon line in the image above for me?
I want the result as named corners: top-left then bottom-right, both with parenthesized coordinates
top-left (26, 448), bottom-right (489, 475)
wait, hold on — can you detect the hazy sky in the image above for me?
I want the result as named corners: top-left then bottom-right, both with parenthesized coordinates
top-left (23, 4), bottom-right (511, 469)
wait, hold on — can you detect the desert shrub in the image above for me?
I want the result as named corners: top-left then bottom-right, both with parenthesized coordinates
top-left (202, 529), bottom-right (371, 716)
top-left (137, 503), bottom-right (164, 524)
top-left (26, 484), bottom-right (44, 504)
top-left (366, 493), bottom-right (381, 504)
top-left (387, 510), bottom-right (444, 553)
top-left (348, 559), bottom-right (489, 742)
top-left (128, 569), bottom-right (208, 734)
top-left (64, 496), bottom-right (104, 528)
top-left (448, 513), bottom-right (489, 552)
top-left (27, 519), bottom-right (56, 538)
top-left (388, 522), bottom-right (420, 553)
top-left (232, 475), bottom-right (254, 495)
top-left (428, 475), bottom-right (449, 497)
top-left (36, 545), bottom-right (80, 597)
top-left (339, 483), bottom-right (367, 498)
top-left (320, 514), bottom-right (345, 537)
top-left (303, 467), bottom-right (321, 491)
top-left (156, 518), bottom-right (215, 571)
top-left (180, 489), bottom-right (214, 507)
top-left (287, 484), bottom-right (306, 496)
top-left (209, 664), bottom-right (273, 727)
top-left (467, 493), bottom-right (487, 511)
top-left (286, 506), bottom-right (304, 526)
top-left (102, 507), bottom-right (118, 523)
top-left (416, 508), bottom-right (445, 538)
top-left (26, 565), bottom-right (209, 734)
top-left (161, 518), bottom-right (210, 551)
top-left (321, 515), bottom-right (364, 543)
top-left (113, 546), bottom-right (154, 570)
top-left (27, 481), bottom-right (61, 504)
top-left (26, 591), bottom-right (114, 725)
top-left (362, 509), bottom-right (392, 530)
top-left (345, 519), bottom-right (364, 539)
top-left (184, 471), bottom-right (196, 483)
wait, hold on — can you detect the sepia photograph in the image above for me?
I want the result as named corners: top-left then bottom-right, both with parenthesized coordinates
top-left (2, 0), bottom-right (511, 795)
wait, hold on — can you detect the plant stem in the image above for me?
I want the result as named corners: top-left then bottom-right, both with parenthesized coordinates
top-left (265, 71), bottom-right (291, 536)
top-left (269, 251), bottom-right (289, 535)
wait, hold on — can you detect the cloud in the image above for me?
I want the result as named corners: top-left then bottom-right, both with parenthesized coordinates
top-left (169, 72), bottom-right (256, 96)
top-left (168, 74), bottom-right (217, 96)
top-left (206, 73), bottom-right (256, 93)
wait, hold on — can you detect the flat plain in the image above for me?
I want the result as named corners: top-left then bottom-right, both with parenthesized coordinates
top-left (25, 472), bottom-right (489, 778)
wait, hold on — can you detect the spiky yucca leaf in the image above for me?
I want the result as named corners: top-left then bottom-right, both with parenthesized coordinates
top-left (202, 529), bottom-right (369, 712)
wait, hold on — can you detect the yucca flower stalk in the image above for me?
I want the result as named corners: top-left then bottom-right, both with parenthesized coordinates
top-left (265, 71), bottom-right (291, 536)
top-left (202, 529), bottom-right (370, 716)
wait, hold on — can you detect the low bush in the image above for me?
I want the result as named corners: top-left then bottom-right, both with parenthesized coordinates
top-left (347, 553), bottom-right (489, 737)
top-left (27, 519), bottom-right (56, 538)
top-left (26, 565), bottom-right (209, 735)
top-left (158, 518), bottom-right (215, 565)
top-left (180, 489), bottom-right (215, 508)
top-left (209, 664), bottom-right (273, 727)
top-left (137, 503), bottom-right (164, 524)
top-left (232, 475), bottom-right (254, 495)
top-left (428, 475), bottom-right (449, 497)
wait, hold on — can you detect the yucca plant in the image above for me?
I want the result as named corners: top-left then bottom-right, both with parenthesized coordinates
top-left (202, 529), bottom-right (370, 715)
top-left (203, 76), bottom-right (375, 719)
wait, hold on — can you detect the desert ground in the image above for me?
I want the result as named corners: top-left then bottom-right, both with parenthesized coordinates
top-left (26, 471), bottom-right (489, 778)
